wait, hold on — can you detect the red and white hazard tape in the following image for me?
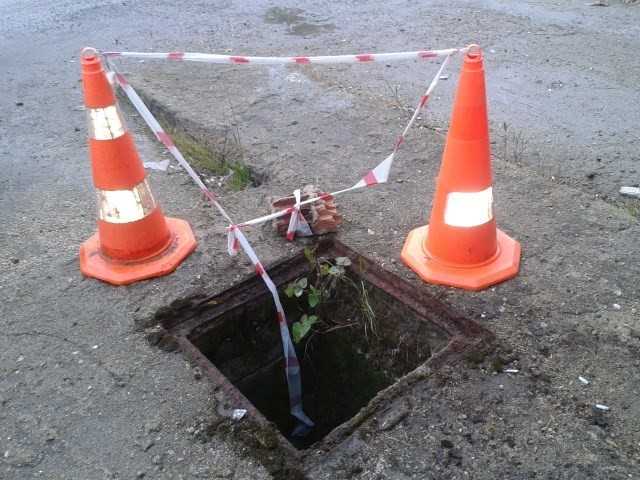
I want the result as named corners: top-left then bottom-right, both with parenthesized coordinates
top-left (227, 225), bottom-right (313, 431)
top-left (104, 47), bottom-right (462, 65)
top-left (104, 45), bottom-right (461, 435)
top-left (232, 53), bottom-right (451, 231)
top-left (108, 67), bottom-right (234, 224)
top-left (107, 58), bottom-right (314, 432)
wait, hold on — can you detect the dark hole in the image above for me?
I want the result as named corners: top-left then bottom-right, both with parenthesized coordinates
top-left (190, 257), bottom-right (450, 449)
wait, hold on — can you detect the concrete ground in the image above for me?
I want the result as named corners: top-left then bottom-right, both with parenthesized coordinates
top-left (1, 0), bottom-right (639, 479)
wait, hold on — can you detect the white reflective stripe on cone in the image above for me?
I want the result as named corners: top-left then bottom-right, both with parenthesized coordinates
top-left (88, 105), bottom-right (126, 140)
top-left (96, 179), bottom-right (157, 223)
top-left (444, 187), bottom-right (493, 227)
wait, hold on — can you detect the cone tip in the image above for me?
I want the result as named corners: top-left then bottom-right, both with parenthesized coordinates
top-left (465, 44), bottom-right (483, 62)
top-left (81, 47), bottom-right (102, 73)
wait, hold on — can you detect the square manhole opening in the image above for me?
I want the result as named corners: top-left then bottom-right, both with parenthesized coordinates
top-left (164, 240), bottom-right (490, 452)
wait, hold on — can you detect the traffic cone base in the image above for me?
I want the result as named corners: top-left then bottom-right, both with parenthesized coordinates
top-left (80, 217), bottom-right (197, 286)
top-left (401, 225), bottom-right (520, 291)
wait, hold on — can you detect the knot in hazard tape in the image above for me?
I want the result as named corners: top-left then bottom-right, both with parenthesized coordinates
top-left (286, 189), bottom-right (312, 242)
top-left (227, 225), bottom-right (240, 256)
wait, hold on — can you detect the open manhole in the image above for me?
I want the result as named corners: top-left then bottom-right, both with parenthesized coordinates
top-left (159, 239), bottom-right (493, 455)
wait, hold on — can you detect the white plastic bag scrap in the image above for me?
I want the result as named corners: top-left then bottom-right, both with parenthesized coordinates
top-left (619, 186), bottom-right (640, 198)
top-left (143, 160), bottom-right (171, 171)
top-left (232, 409), bottom-right (247, 421)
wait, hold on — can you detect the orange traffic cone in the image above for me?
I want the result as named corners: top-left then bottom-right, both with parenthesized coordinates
top-left (401, 46), bottom-right (520, 291)
top-left (79, 48), bottom-right (197, 285)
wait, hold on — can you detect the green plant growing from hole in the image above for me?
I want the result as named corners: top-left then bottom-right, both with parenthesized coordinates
top-left (285, 247), bottom-right (376, 344)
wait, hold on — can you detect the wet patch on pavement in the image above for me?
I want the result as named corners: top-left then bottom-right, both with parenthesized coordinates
top-left (264, 7), bottom-right (335, 37)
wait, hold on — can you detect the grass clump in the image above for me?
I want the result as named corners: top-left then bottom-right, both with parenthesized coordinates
top-left (228, 163), bottom-right (253, 191)
top-left (168, 128), bottom-right (253, 190)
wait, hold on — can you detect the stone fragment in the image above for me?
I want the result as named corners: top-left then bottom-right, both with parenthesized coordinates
top-left (377, 401), bottom-right (410, 431)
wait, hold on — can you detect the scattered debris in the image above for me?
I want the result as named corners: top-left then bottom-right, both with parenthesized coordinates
top-left (231, 409), bottom-right (247, 421)
top-left (613, 303), bottom-right (622, 310)
top-left (271, 184), bottom-right (342, 237)
top-left (578, 376), bottom-right (590, 385)
top-left (592, 404), bottom-right (611, 428)
top-left (504, 369), bottom-right (519, 373)
top-left (619, 186), bottom-right (640, 198)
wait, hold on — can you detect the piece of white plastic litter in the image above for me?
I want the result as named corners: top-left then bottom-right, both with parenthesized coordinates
top-left (619, 186), bottom-right (640, 198)
top-left (232, 409), bottom-right (247, 420)
top-left (143, 160), bottom-right (171, 171)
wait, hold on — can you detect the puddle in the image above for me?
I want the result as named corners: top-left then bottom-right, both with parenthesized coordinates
top-left (263, 7), bottom-right (335, 37)
top-left (160, 240), bottom-right (493, 452)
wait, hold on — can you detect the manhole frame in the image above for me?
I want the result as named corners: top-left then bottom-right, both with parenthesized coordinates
top-left (158, 238), bottom-right (494, 463)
